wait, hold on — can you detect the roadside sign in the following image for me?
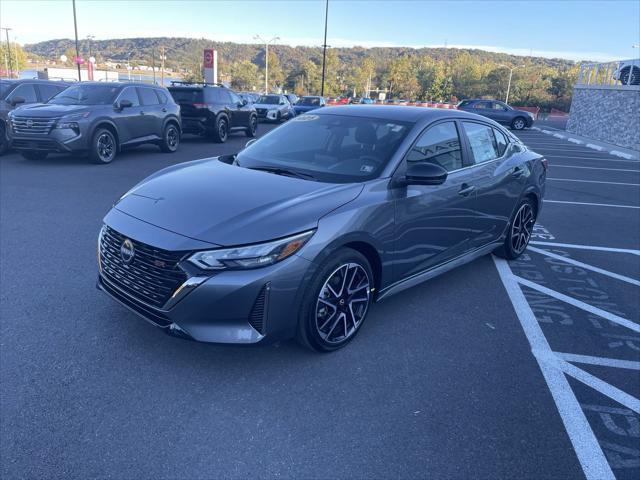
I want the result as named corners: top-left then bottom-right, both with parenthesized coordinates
top-left (203, 49), bottom-right (214, 69)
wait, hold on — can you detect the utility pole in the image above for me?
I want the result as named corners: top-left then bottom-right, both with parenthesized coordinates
top-left (161, 46), bottom-right (165, 85)
top-left (152, 48), bottom-right (156, 83)
top-left (2, 28), bottom-right (13, 77)
top-left (254, 34), bottom-right (279, 93)
top-left (72, 0), bottom-right (81, 81)
top-left (320, 0), bottom-right (329, 97)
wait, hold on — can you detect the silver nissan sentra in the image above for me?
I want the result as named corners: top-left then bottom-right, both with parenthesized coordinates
top-left (97, 105), bottom-right (546, 352)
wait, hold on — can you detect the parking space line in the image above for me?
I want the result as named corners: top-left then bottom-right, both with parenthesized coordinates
top-left (527, 246), bottom-right (640, 286)
top-left (515, 276), bottom-right (640, 333)
top-left (546, 178), bottom-right (640, 187)
top-left (555, 352), bottom-right (640, 370)
top-left (544, 200), bottom-right (640, 210)
top-left (493, 257), bottom-right (615, 480)
top-left (529, 241), bottom-right (640, 256)
top-left (554, 357), bottom-right (640, 414)
top-left (544, 155), bottom-right (640, 163)
top-left (550, 165), bottom-right (640, 173)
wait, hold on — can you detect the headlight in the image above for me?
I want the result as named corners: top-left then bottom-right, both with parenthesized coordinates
top-left (188, 230), bottom-right (314, 270)
top-left (56, 111), bottom-right (90, 129)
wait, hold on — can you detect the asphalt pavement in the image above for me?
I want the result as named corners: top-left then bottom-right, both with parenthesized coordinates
top-left (1, 122), bottom-right (638, 479)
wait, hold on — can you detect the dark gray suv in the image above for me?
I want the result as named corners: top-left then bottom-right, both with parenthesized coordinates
top-left (457, 99), bottom-right (535, 130)
top-left (97, 106), bottom-right (546, 351)
top-left (8, 82), bottom-right (181, 164)
top-left (0, 79), bottom-right (69, 154)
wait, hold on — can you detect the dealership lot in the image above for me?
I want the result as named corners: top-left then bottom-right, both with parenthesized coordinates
top-left (1, 124), bottom-right (638, 478)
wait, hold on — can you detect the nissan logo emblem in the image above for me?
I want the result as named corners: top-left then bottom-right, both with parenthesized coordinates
top-left (26, 119), bottom-right (33, 128)
top-left (120, 239), bottom-right (135, 264)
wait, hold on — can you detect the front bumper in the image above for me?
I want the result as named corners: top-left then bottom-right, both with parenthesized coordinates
top-left (255, 109), bottom-right (280, 121)
top-left (97, 210), bottom-right (315, 345)
top-left (9, 127), bottom-right (88, 153)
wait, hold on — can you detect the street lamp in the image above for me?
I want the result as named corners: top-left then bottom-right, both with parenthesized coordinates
top-left (497, 64), bottom-right (525, 104)
top-left (1, 27), bottom-right (13, 77)
top-left (72, 0), bottom-right (81, 81)
top-left (320, 0), bottom-right (329, 97)
top-left (254, 34), bottom-right (279, 93)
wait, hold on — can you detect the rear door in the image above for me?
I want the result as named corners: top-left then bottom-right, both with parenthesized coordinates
top-left (461, 121), bottom-right (526, 248)
top-left (137, 87), bottom-right (163, 138)
top-left (392, 120), bottom-right (479, 282)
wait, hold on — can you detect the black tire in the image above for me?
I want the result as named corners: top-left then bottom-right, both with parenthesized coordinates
top-left (20, 151), bottom-right (48, 160)
top-left (89, 128), bottom-right (117, 164)
top-left (511, 117), bottom-right (527, 130)
top-left (495, 197), bottom-right (537, 260)
top-left (212, 116), bottom-right (228, 143)
top-left (620, 67), bottom-right (640, 86)
top-left (159, 123), bottom-right (180, 153)
top-left (245, 115), bottom-right (257, 137)
top-left (296, 248), bottom-right (373, 352)
top-left (276, 111), bottom-right (282, 123)
top-left (0, 124), bottom-right (7, 155)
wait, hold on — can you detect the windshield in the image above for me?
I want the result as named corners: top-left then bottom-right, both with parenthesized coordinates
top-left (298, 97), bottom-right (321, 106)
top-left (48, 84), bottom-right (120, 105)
top-left (237, 113), bottom-right (412, 183)
top-left (256, 95), bottom-right (281, 105)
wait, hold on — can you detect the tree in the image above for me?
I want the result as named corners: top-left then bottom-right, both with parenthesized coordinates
top-left (384, 55), bottom-right (419, 98)
top-left (230, 60), bottom-right (261, 91)
top-left (266, 50), bottom-right (285, 91)
top-left (0, 42), bottom-right (27, 76)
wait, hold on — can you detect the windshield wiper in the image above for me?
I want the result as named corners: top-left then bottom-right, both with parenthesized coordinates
top-left (247, 165), bottom-right (316, 180)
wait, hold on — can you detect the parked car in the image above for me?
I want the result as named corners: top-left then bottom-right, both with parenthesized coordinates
top-left (1, 78), bottom-right (69, 155)
top-left (457, 99), bottom-right (535, 130)
top-left (613, 58), bottom-right (640, 85)
top-left (293, 95), bottom-right (326, 114)
top-left (359, 97), bottom-right (374, 104)
top-left (253, 94), bottom-right (294, 122)
top-left (168, 82), bottom-right (257, 143)
top-left (7, 82), bottom-right (180, 163)
top-left (97, 105), bottom-right (546, 351)
top-left (284, 93), bottom-right (299, 107)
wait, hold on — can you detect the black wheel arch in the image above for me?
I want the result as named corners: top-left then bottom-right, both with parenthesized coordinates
top-left (162, 116), bottom-right (181, 135)
top-left (90, 120), bottom-right (120, 152)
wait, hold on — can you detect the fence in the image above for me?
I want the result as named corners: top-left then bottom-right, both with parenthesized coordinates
top-left (577, 60), bottom-right (639, 87)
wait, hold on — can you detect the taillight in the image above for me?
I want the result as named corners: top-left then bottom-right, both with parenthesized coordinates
top-left (193, 103), bottom-right (212, 109)
top-left (541, 158), bottom-right (549, 171)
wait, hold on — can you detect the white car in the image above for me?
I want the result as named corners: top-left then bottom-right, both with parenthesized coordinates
top-left (613, 58), bottom-right (640, 85)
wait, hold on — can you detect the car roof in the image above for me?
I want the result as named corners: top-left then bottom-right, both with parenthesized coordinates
top-left (314, 105), bottom-right (482, 122)
top-left (77, 81), bottom-right (163, 88)
top-left (1, 78), bottom-right (67, 85)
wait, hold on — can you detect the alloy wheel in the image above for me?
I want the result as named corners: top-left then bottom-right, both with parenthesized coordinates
top-left (167, 126), bottom-right (179, 149)
top-left (514, 119), bottom-right (525, 130)
top-left (98, 133), bottom-right (115, 162)
top-left (250, 116), bottom-right (257, 134)
top-left (511, 203), bottom-right (535, 254)
top-left (219, 120), bottom-right (227, 141)
top-left (315, 263), bottom-right (371, 344)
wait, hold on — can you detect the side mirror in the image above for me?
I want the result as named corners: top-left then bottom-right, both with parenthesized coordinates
top-left (279, 101), bottom-right (285, 105)
top-left (245, 139), bottom-right (257, 149)
top-left (403, 162), bottom-right (448, 186)
top-left (10, 96), bottom-right (25, 106)
top-left (117, 99), bottom-right (133, 110)
top-left (241, 99), bottom-right (248, 106)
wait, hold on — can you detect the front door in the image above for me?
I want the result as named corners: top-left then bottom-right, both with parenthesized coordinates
top-left (392, 120), bottom-right (479, 282)
top-left (112, 86), bottom-right (145, 143)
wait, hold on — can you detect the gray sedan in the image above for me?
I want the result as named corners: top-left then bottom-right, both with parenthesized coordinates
top-left (97, 106), bottom-right (546, 352)
top-left (457, 99), bottom-right (535, 130)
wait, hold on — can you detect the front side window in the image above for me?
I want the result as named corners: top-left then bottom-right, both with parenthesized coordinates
top-left (406, 121), bottom-right (462, 172)
top-left (117, 87), bottom-right (140, 107)
top-left (463, 122), bottom-right (500, 164)
top-left (473, 101), bottom-right (491, 109)
top-left (237, 114), bottom-right (412, 183)
top-left (491, 102), bottom-right (507, 110)
top-left (7, 84), bottom-right (38, 103)
top-left (229, 91), bottom-right (241, 104)
top-left (138, 87), bottom-right (159, 105)
top-left (49, 84), bottom-right (120, 105)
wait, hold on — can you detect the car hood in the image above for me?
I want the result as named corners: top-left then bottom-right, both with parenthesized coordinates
top-left (11, 103), bottom-right (91, 118)
top-left (253, 103), bottom-right (281, 109)
top-left (114, 159), bottom-right (364, 246)
top-left (293, 105), bottom-right (320, 112)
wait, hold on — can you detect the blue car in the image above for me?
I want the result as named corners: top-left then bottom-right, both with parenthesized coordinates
top-left (293, 95), bottom-right (326, 115)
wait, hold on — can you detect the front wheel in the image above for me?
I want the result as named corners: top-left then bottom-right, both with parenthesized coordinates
top-left (495, 198), bottom-right (536, 259)
top-left (511, 117), bottom-right (527, 130)
top-left (159, 123), bottom-right (180, 153)
top-left (620, 67), bottom-right (640, 85)
top-left (21, 151), bottom-right (48, 160)
top-left (89, 128), bottom-right (117, 164)
top-left (245, 115), bottom-right (257, 137)
top-left (212, 117), bottom-right (228, 143)
top-left (296, 249), bottom-right (373, 352)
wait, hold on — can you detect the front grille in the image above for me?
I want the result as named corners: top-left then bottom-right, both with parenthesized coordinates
top-left (99, 226), bottom-right (188, 309)
top-left (11, 138), bottom-right (60, 151)
top-left (99, 276), bottom-right (171, 327)
top-left (256, 108), bottom-right (267, 116)
top-left (248, 283), bottom-right (269, 334)
top-left (11, 116), bottom-right (57, 135)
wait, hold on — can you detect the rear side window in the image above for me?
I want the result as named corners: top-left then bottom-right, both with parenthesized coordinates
top-left (473, 101), bottom-right (491, 109)
top-left (155, 90), bottom-right (168, 104)
top-left (7, 83), bottom-right (38, 103)
top-left (406, 121), bottom-right (463, 172)
top-left (169, 88), bottom-right (203, 104)
top-left (138, 87), bottom-right (159, 105)
top-left (494, 128), bottom-right (508, 156)
top-left (118, 87), bottom-right (140, 107)
top-left (462, 122), bottom-right (499, 164)
top-left (38, 84), bottom-right (66, 101)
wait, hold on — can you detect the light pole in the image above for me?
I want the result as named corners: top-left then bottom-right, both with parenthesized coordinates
top-left (320, 0), bottom-right (329, 97)
top-left (2, 27), bottom-right (13, 77)
top-left (254, 34), bottom-right (279, 93)
top-left (71, 0), bottom-right (81, 81)
top-left (498, 64), bottom-right (525, 104)
top-left (86, 35), bottom-right (95, 61)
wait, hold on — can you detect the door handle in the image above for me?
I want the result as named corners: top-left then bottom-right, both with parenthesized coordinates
top-left (161, 108), bottom-right (167, 112)
top-left (512, 166), bottom-right (524, 178)
top-left (458, 184), bottom-right (475, 196)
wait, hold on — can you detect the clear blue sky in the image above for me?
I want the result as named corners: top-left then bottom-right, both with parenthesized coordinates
top-left (1, 0), bottom-right (638, 61)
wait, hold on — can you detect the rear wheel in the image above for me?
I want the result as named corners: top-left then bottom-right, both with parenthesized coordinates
top-left (89, 128), bottom-right (117, 164)
top-left (511, 117), bottom-right (527, 130)
top-left (159, 123), bottom-right (180, 153)
top-left (21, 151), bottom-right (48, 160)
top-left (620, 66), bottom-right (640, 85)
top-left (296, 248), bottom-right (373, 352)
top-left (212, 116), bottom-right (228, 143)
top-left (245, 115), bottom-right (257, 137)
top-left (495, 197), bottom-right (536, 259)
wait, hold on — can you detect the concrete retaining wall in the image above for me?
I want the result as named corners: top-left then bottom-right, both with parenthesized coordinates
top-left (567, 85), bottom-right (640, 151)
